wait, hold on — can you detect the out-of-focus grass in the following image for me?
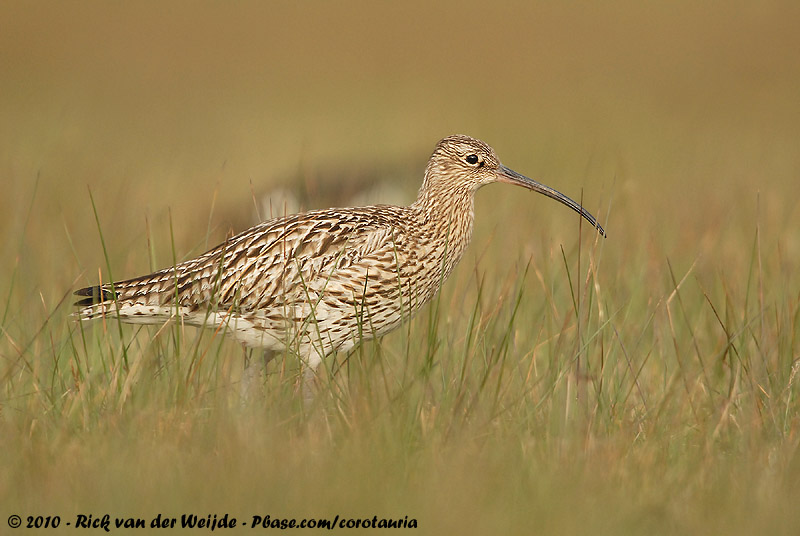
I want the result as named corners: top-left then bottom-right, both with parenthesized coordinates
top-left (2, 1), bottom-right (800, 534)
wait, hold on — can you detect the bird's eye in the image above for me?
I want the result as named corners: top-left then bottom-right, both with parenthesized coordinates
top-left (466, 154), bottom-right (479, 165)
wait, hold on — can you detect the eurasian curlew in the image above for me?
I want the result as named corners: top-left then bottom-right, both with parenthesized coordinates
top-left (75, 135), bottom-right (605, 387)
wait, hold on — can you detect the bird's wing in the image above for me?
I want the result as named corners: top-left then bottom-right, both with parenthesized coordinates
top-left (74, 206), bottom-right (406, 313)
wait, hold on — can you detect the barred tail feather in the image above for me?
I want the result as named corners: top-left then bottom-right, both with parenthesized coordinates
top-left (73, 285), bottom-right (117, 307)
top-left (72, 280), bottom-right (173, 322)
top-left (73, 266), bottom-right (187, 320)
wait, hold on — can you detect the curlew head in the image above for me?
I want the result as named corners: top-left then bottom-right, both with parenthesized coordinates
top-left (421, 135), bottom-right (606, 237)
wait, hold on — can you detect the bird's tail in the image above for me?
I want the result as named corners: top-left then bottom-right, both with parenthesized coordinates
top-left (72, 283), bottom-right (116, 318)
top-left (72, 268), bottom-right (179, 322)
top-left (74, 285), bottom-right (117, 307)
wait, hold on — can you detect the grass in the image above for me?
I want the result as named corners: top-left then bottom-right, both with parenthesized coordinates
top-left (2, 1), bottom-right (800, 534)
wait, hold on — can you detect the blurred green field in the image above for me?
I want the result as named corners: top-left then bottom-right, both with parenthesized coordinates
top-left (2, 1), bottom-right (800, 534)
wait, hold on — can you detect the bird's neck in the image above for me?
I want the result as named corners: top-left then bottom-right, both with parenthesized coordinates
top-left (411, 176), bottom-right (477, 277)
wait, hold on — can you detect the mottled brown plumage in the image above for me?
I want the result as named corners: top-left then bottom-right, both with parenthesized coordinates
top-left (75, 135), bottom-right (604, 370)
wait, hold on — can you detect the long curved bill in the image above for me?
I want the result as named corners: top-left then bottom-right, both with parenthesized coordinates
top-left (497, 165), bottom-right (606, 238)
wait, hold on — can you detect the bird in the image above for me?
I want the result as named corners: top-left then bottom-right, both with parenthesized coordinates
top-left (74, 135), bottom-right (605, 386)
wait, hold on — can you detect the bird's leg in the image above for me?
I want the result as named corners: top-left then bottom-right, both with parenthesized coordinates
top-left (262, 349), bottom-right (276, 368)
top-left (298, 347), bottom-right (324, 404)
top-left (301, 365), bottom-right (317, 404)
top-left (240, 346), bottom-right (275, 405)
top-left (240, 346), bottom-right (258, 405)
